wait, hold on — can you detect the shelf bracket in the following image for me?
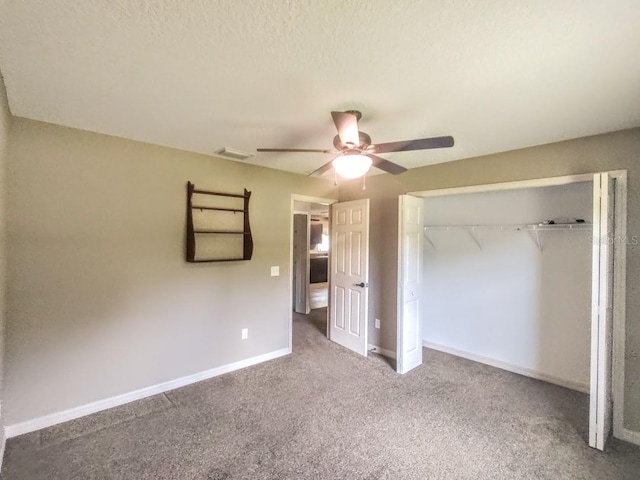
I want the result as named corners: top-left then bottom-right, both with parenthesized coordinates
top-left (424, 232), bottom-right (436, 250)
top-left (465, 227), bottom-right (482, 250)
top-left (526, 228), bottom-right (543, 252)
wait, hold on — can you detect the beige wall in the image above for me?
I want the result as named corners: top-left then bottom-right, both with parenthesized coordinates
top-left (5, 118), bottom-right (336, 425)
top-left (340, 128), bottom-right (640, 432)
top-left (0, 73), bottom-right (10, 451)
top-left (5, 115), bottom-right (640, 435)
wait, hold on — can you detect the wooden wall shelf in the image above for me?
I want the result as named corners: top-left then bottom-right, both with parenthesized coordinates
top-left (186, 182), bottom-right (253, 263)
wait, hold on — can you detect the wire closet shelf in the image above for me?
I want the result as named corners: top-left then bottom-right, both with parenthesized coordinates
top-left (423, 222), bottom-right (592, 251)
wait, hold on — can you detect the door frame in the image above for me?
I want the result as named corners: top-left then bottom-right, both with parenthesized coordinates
top-left (289, 194), bottom-right (338, 350)
top-left (405, 170), bottom-right (631, 446)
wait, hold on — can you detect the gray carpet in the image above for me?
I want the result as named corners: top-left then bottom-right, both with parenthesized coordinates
top-left (3, 308), bottom-right (640, 479)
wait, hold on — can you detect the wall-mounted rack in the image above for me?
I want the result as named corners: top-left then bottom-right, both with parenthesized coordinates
top-left (423, 222), bottom-right (592, 252)
top-left (186, 182), bottom-right (253, 262)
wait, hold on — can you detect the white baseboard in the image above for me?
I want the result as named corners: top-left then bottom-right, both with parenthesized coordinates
top-left (422, 340), bottom-right (589, 394)
top-left (4, 347), bottom-right (291, 439)
top-left (617, 427), bottom-right (640, 447)
top-left (368, 344), bottom-right (396, 359)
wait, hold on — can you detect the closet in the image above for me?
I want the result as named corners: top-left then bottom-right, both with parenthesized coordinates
top-left (397, 172), bottom-right (625, 451)
top-left (421, 182), bottom-right (592, 391)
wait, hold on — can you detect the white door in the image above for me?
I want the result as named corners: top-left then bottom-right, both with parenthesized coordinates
top-left (293, 214), bottom-right (310, 314)
top-left (589, 172), bottom-right (615, 450)
top-left (397, 195), bottom-right (423, 374)
top-left (329, 199), bottom-right (369, 356)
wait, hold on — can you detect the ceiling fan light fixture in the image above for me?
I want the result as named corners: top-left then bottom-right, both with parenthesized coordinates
top-left (332, 154), bottom-right (372, 179)
top-left (258, 110), bottom-right (453, 177)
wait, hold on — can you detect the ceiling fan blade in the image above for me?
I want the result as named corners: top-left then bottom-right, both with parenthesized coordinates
top-left (308, 160), bottom-right (335, 177)
top-left (331, 111), bottom-right (360, 147)
top-left (257, 148), bottom-right (334, 153)
top-left (369, 154), bottom-right (407, 175)
top-left (370, 135), bottom-right (454, 154)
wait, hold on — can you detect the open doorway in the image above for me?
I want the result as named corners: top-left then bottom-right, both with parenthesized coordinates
top-left (290, 195), bottom-right (371, 358)
top-left (310, 208), bottom-right (330, 309)
top-left (290, 195), bottom-right (337, 347)
top-left (292, 202), bottom-right (330, 313)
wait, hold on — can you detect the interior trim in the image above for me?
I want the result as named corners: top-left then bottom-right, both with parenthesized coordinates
top-left (423, 340), bottom-right (589, 393)
top-left (4, 347), bottom-right (291, 438)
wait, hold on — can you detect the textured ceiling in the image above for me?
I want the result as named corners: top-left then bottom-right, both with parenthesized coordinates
top-left (1, 1), bottom-right (639, 176)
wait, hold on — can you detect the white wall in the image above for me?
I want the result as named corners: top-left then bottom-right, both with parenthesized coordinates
top-left (293, 200), bottom-right (311, 213)
top-left (422, 182), bottom-right (593, 390)
top-left (5, 118), bottom-right (337, 426)
top-left (0, 72), bottom-right (11, 457)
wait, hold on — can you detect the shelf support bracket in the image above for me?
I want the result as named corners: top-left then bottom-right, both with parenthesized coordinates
top-left (526, 228), bottom-right (543, 252)
top-left (465, 227), bottom-right (482, 250)
top-left (424, 232), bottom-right (436, 251)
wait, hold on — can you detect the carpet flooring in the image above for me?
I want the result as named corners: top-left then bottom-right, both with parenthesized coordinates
top-left (3, 308), bottom-right (640, 479)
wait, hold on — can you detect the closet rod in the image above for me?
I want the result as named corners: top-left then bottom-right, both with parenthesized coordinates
top-left (424, 223), bottom-right (592, 252)
top-left (424, 223), bottom-right (592, 231)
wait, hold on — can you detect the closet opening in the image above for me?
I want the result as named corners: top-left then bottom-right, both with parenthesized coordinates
top-left (397, 172), bottom-right (627, 451)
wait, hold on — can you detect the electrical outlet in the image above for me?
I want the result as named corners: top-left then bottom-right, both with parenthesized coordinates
top-left (270, 266), bottom-right (279, 277)
top-left (375, 318), bottom-right (381, 329)
top-left (241, 328), bottom-right (248, 340)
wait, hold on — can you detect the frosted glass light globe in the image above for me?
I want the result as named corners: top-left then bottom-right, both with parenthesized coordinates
top-left (332, 154), bottom-right (372, 179)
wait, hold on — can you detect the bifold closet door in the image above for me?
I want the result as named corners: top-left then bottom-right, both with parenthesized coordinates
top-left (397, 195), bottom-right (423, 374)
top-left (589, 172), bottom-right (615, 451)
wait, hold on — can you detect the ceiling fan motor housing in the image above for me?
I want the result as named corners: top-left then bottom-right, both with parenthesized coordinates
top-left (333, 131), bottom-right (372, 151)
top-left (345, 109), bottom-right (362, 120)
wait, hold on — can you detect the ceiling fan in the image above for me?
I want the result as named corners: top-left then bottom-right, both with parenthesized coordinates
top-left (257, 110), bottom-right (454, 178)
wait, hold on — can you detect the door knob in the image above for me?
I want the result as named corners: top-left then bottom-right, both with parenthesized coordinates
top-left (354, 282), bottom-right (368, 288)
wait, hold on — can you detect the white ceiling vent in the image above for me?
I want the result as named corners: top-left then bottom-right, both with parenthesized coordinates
top-left (215, 147), bottom-right (255, 161)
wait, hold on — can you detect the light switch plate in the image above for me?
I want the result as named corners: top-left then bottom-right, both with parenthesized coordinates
top-left (375, 318), bottom-right (381, 329)
top-left (270, 266), bottom-right (279, 276)
top-left (241, 328), bottom-right (248, 340)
